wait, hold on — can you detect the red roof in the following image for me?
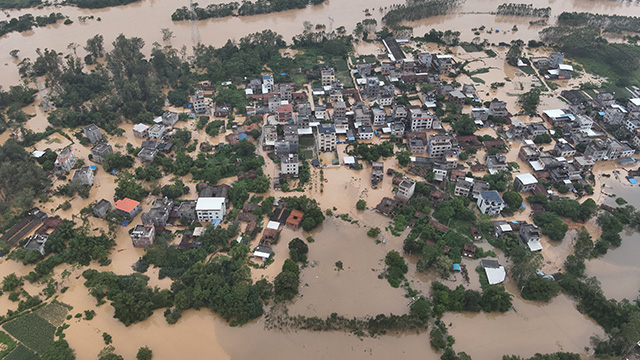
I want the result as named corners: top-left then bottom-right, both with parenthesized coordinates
top-left (115, 198), bottom-right (140, 213)
top-left (286, 209), bottom-right (304, 227)
top-left (278, 104), bottom-right (293, 112)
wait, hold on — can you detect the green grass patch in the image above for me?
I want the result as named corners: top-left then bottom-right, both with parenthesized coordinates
top-left (4, 344), bottom-right (38, 360)
top-left (0, 330), bottom-right (17, 359)
top-left (33, 301), bottom-right (72, 327)
top-left (484, 49), bottom-right (497, 58)
top-left (599, 83), bottom-right (633, 99)
top-left (461, 43), bottom-right (483, 52)
top-left (299, 136), bottom-right (315, 148)
top-left (570, 51), bottom-right (640, 87)
top-left (520, 66), bottom-right (536, 75)
top-left (470, 77), bottom-right (485, 84)
top-left (299, 149), bottom-right (313, 160)
top-left (448, 218), bottom-right (474, 242)
top-left (583, 88), bottom-right (597, 98)
top-left (476, 265), bottom-right (489, 288)
top-left (290, 74), bottom-right (307, 87)
top-left (359, 55), bottom-right (377, 63)
top-left (3, 313), bottom-right (55, 354)
top-left (469, 67), bottom-right (490, 76)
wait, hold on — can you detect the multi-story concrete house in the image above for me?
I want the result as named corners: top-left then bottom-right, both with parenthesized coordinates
top-left (83, 124), bottom-right (103, 144)
top-left (91, 143), bottom-right (113, 164)
top-left (54, 146), bottom-right (76, 174)
top-left (606, 139), bottom-right (634, 160)
top-left (280, 153), bottom-right (299, 177)
top-left (192, 90), bottom-right (209, 114)
top-left (133, 123), bottom-right (149, 138)
top-left (141, 197), bottom-right (174, 227)
top-left (131, 223), bottom-right (155, 248)
top-left (277, 104), bottom-right (293, 124)
top-left (365, 77), bottom-right (381, 98)
top-left (316, 123), bottom-right (337, 152)
top-left (427, 134), bottom-right (458, 158)
top-left (196, 197), bottom-right (226, 222)
top-left (396, 177), bottom-right (416, 201)
top-left (583, 140), bottom-right (609, 161)
top-left (434, 54), bottom-right (454, 74)
top-left (372, 107), bottom-right (386, 126)
top-left (409, 108), bottom-right (434, 132)
top-left (321, 67), bottom-right (336, 86)
top-left (72, 166), bottom-right (94, 186)
top-left (477, 191), bottom-right (505, 216)
top-left (148, 124), bottom-right (165, 140)
top-left (514, 173), bottom-right (538, 192)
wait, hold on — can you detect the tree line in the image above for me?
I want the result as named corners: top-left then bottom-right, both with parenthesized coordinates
top-left (172, 0), bottom-right (326, 21)
top-left (496, 3), bottom-right (550, 18)
top-left (0, 13), bottom-right (66, 38)
top-left (382, 0), bottom-right (461, 27)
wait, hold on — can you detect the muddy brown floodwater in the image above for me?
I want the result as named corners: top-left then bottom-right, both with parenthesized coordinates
top-left (584, 168), bottom-right (640, 302)
top-left (0, 0), bottom-right (639, 88)
top-left (1, 0), bottom-right (639, 358)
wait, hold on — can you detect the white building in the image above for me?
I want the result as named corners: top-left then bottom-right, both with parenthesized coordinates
top-left (280, 153), bottom-right (299, 177)
top-left (148, 124), bottom-right (165, 139)
top-left (192, 90), bottom-right (209, 114)
top-left (372, 107), bottom-right (386, 126)
top-left (409, 108), bottom-right (434, 132)
top-left (477, 191), bottom-right (505, 216)
top-left (316, 123), bottom-right (337, 152)
top-left (195, 197), bottom-right (227, 222)
top-left (628, 98), bottom-right (640, 113)
top-left (396, 177), bottom-right (416, 201)
top-left (514, 173), bottom-right (538, 192)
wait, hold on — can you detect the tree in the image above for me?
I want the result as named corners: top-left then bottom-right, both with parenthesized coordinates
top-left (161, 28), bottom-right (173, 41)
top-left (506, 39), bottom-right (524, 66)
top-left (409, 297), bottom-right (432, 321)
top-left (167, 89), bottom-right (188, 107)
top-left (510, 247), bottom-right (543, 283)
top-left (503, 191), bottom-right (523, 212)
top-left (367, 227), bottom-right (381, 238)
top-left (480, 285), bottom-right (512, 312)
top-left (84, 34), bottom-right (104, 63)
top-left (520, 275), bottom-right (560, 302)
top-left (356, 199), bottom-right (366, 210)
top-left (385, 251), bottom-right (408, 287)
top-left (533, 133), bottom-right (552, 144)
top-left (519, 88), bottom-right (540, 117)
top-left (396, 150), bottom-right (411, 166)
top-left (274, 270), bottom-right (299, 301)
top-left (103, 152), bottom-right (134, 172)
top-left (433, 255), bottom-right (453, 278)
top-left (136, 347), bottom-right (152, 360)
top-left (41, 339), bottom-right (76, 360)
top-left (2, 273), bottom-right (23, 292)
top-left (534, 212), bottom-right (568, 241)
top-left (451, 115), bottom-right (476, 136)
top-left (288, 238), bottom-right (309, 263)
top-left (102, 332), bottom-right (112, 345)
top-left (115, 172), bottom-right (149, 201)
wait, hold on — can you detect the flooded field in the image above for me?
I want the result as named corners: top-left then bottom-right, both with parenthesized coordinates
top-left (584, 169), bottom-right (640, 302)
top-left (0, 0), bottom-right (639, 89)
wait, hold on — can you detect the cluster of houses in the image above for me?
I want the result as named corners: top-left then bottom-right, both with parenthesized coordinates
top-left (530, 52), bottom-right (573, 80)
top-left (133, 111), bottom-right (179, 166)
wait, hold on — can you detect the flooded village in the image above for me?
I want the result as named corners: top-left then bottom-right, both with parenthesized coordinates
top-left (1, 0), bottom-right (640, 359)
